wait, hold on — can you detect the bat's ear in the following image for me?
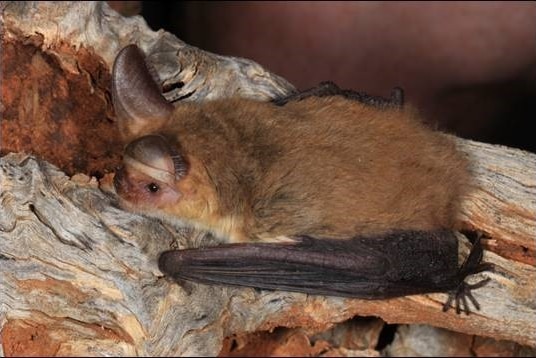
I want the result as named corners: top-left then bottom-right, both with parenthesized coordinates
top-left (123, 134), bottom-right (189, 185)
top-left (112, 44), bottom-right (174, 142)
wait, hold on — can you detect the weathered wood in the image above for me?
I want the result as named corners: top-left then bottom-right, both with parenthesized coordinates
top-left (0, 1), bottom-right (294, 102)
top-left (457, 139), bottom-right (536, 265)
top-left (0, 1), bottom-right (295, 177)
top-left (1, 1), bottom-right (535, 356)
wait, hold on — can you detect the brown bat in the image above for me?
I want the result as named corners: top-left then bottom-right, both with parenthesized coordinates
top-left (112, 45), bottom-right (490, 314)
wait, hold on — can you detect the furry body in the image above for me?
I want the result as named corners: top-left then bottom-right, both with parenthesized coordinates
top-left (117, 96), bottom-right (468, 243)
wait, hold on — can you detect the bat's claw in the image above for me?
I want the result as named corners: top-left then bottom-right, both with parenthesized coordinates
top-left (442, 277), bottom-right (491, 315)
top-left (442, 232), bottom-right (494, 315)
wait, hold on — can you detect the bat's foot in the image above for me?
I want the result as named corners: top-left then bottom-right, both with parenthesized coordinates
top-left (442, 276), bottom-right (491, 315)
top-left (442, 232), bottom-right (494, 315)
top-left (272, 81), bottom-right (404, 109)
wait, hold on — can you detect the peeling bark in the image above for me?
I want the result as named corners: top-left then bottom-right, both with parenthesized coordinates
top-left (0, 1), bottom-right (294, 176)
top-left (1, 1), bottom-right (535, 356)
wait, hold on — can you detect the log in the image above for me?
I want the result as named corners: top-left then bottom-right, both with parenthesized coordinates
top-left (1, 1), bottom-right (535, 356)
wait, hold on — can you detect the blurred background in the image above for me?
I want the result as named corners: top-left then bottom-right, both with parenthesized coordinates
top-left (111, 1), bottom-right (536, 153)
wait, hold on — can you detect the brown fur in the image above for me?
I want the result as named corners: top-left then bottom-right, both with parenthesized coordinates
top-left (118, 96), bottom-right (470, 243)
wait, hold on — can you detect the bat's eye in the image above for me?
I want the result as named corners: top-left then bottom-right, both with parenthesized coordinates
top-left (146, 183), bottom-right (160, 193)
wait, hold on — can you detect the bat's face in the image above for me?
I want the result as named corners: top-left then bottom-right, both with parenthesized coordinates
top-left (113, 134), bottom-right (184, 213)
top-left (113, 134), bottom-right (226, 234)
top-left (110, 45), bottom-right (246, 242)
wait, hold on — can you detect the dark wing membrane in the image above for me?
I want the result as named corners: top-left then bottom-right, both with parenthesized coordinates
top-left (272, 81), bottom-right (404, 109)
top-left (159, 230), bottom-right (462, 299)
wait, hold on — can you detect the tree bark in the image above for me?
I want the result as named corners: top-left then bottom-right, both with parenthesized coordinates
top-left (1, 2), bottom-right (535, 356)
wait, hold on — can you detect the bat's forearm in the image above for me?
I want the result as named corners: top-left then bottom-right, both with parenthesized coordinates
top-left (159, 230), bottom-right (489, 306)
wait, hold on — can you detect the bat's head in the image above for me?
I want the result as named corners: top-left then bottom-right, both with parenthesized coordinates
top-left (113, 131), bottom-right (223, 232)
top-left (111, 45), bottom-right (232, 238)
top-left (112, 44), bottom-right (181, 215)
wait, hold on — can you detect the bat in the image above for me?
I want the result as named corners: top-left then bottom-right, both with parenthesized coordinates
top-left (112, 45), bottom-right (491, 313)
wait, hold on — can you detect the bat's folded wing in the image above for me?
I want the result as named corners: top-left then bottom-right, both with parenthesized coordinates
top-left (159, 230), bottom-right (464, 299)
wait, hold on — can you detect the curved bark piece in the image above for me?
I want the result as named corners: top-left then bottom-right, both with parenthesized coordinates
top-left (1, 1), bottom-right (295, 176)
top-left (457, 138), bottom-right (536, 265)
top-left (1, 1), bottom-right (295, 103)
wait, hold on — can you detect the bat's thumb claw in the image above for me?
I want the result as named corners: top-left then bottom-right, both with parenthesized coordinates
top-left (158, 250), bottom-right (183, 276)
